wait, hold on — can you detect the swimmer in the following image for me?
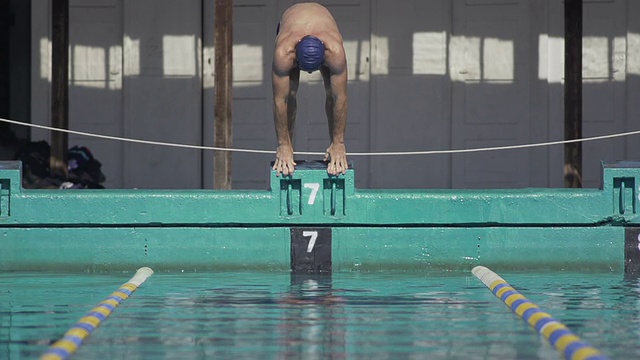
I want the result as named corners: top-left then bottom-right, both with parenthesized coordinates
top-left (272, 2), bottom-right (348, 176)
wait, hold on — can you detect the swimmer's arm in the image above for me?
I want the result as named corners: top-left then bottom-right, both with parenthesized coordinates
top-left (330, 72), bottom-right (347, 144)
top-left (323, 64), bottom-right (348, 175)
top-left (272, 51), bottom-right (299, 175)
top-left (272, 51), bottom-right (295, 147)
top-left (327, 49), bottom-right (348, 144)
top-left (272, 72), bottom-right (291, 146)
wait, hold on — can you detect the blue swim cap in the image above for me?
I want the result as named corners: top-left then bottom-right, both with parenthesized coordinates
top-left (296, 35), bottom-right (325, 73)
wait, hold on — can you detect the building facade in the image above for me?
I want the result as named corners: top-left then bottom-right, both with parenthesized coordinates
top-left (27, 0), bottom-right (640, 189)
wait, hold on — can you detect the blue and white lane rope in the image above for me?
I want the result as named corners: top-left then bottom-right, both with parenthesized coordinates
top-left (40, 267), bottom-right (154, 360)
top-left (472, 266), bottom-right (608, 360)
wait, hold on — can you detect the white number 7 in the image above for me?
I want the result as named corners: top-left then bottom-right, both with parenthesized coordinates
top-left (303, 231), bottom-right (318, 253)
top-left (304, 183), bottom-right (320, 205)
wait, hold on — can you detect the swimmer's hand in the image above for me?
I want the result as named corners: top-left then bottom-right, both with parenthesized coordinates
top-left (324, 142), bottom-right (347, 175)
top-left (273, 145), bottom-right (296, 176)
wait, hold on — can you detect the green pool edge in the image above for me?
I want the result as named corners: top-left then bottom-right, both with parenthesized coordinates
top-left (1, 160), bottom-right (639, 273)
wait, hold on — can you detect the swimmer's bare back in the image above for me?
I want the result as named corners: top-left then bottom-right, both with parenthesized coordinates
top-left (279, 3), bottom-right (339, 36)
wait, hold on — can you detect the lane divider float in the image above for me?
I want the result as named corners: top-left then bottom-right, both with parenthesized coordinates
top-left (472, 266), bottom-right (608, 360)
top-left (40, 267), bottom-right (154, 360)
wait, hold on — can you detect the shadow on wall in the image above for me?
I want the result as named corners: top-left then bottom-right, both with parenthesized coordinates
top-left (22, 0), bottom-right (640, 189)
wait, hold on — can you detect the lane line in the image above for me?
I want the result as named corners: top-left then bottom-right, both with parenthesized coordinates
top-left (472, 266), bottom-right (608, 360)
top-left (40, 267), bottom-right (154, 360)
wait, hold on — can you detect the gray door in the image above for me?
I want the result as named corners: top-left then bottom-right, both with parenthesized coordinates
top-left (581, 0), bottom-right (627, 188)
top-left (67, 0), bottom-right (202, 189)
top-left (450, 0), bottom-right (532, 189)
top-left (68, 0), bottom-right (123, 189)
top-left (369, 0), bottom-right (451, 189)
top-left (123, 0), bottom-right (202, 189)
top-left (229, 1), bottom-right (278, 190)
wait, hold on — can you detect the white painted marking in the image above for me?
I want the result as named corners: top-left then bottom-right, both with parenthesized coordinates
top-left (304, 183), bottom-right (320, 205)
top-left (304, 231), bottom-right (319, 253)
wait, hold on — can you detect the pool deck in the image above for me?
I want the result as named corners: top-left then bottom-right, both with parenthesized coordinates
top-left (1, 160), bottom-right (639, 273)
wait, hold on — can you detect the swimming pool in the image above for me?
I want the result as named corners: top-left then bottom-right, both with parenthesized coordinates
top-left (1, 269), bottom-right (636, 359)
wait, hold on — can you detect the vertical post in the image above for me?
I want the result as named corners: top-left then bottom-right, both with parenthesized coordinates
top-left (51, 0), bottom-right (69, 180)
top-left (564, 0), bottom-right (583, 188)
top-left (214, 0), bottom-right (233, 189)
top-left (0, 0), bottom-right (9, 120)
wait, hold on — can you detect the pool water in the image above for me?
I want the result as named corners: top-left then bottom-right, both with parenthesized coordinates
top-left (1, 271), bottom-right (638, 359)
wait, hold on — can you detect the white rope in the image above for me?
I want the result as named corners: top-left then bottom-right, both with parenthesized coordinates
top-left (3, 117), bottom-right (640, 157)
top-left (1, 118), bottom-right (278, 155)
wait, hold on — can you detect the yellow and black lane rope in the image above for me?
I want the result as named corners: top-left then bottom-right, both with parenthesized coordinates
top-left (472, 266), bottom-right (607, 360)
top-left (40, 267), bottom-right (154, 360)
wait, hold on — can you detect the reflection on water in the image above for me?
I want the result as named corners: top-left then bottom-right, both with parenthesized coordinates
top-left (1, 271), bottom-right (639, 359)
